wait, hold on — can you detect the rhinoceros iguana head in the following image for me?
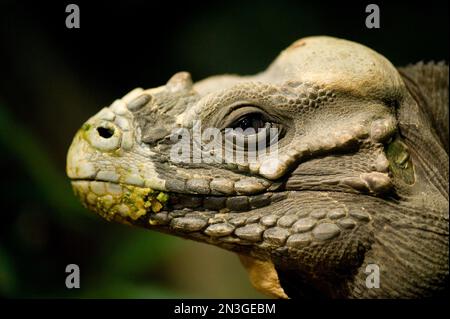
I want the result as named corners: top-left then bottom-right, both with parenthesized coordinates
top-left (66, 36), bottom-right (449, 298)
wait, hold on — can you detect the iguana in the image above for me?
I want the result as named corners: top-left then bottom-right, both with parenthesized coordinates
top-left (66, 36), bottom-right (449, 298)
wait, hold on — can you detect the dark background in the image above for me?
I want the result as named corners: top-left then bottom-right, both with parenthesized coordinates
top-left (0, 0), bottom-right (448, 298)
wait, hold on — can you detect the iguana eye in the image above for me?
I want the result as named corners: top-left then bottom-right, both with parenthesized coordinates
top-left (231, 113), bottom-right (267, 132)
top-left (224, 106), bottom-right (277, 133)
top-left (222, 106), bottom-right (283, 152)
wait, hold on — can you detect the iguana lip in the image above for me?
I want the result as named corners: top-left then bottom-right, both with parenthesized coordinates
top-left (71, 179), bottom-right (287, 222)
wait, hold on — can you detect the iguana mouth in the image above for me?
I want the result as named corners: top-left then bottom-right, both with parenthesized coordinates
top-left (71, 179), bottom-right (288, 225)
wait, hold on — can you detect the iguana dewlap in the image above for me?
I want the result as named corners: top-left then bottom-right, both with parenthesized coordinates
top-left (67, 36), bottom-right (449, 298)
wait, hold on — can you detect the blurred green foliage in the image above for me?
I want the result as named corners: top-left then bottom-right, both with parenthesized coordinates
top-left (0, 103), bottom-right (176, 298)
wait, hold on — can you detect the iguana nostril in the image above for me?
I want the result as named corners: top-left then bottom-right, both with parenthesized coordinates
top-left (97, 126), bottom-right (114, 139)
top-left (84, 121), bottom-right (121, 151)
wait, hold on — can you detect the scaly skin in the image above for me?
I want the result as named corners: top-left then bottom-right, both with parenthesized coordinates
top-left (66, 36), bottom-right (449, 298)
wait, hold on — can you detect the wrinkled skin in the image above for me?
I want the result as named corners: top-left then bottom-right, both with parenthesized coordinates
top-left (67, 36), bottom-right (449, 298)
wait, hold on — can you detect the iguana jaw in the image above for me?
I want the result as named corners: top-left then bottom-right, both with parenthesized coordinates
top-left (69, 178), bottom-right (288, 224)
top-left (69, 176), bottom-right (381, 275)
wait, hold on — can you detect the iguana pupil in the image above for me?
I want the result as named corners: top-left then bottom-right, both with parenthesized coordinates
top-left (233, 113), bottom-right (266, 131)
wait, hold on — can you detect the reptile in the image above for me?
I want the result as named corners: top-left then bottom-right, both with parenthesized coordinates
top-left (66, 36), bottom-right (449, 298)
